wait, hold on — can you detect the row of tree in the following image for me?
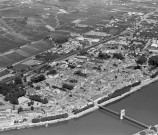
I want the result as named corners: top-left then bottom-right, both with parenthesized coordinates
top-left (32, 113), bottom-right (68, 123)
top-left (29, 95), bottom-right (48, 104)
top-left (150, 71), bottom-right (158, 78)
top-left (35, 53), bottom-right (55, 62)
top-left (97, 52), bottom-right (125, 61)
top-left (54, 37), bottom-right (69, 44)
top-left (98, 81), bottom-right (141, 104)
top-left (18, 105), bottom-right (34, 114)
top-left (108, 85), bottom-right (131, 99)
top-left (62, 83), bottom-right (74, 90)
top-left (113, 53), bottom-right (124, 60)
top-left (30, 75), bottom-right (46, 83)
top-left (72, 103), bottom-right (94, 114)
top-left (44, 36), bottom-right (69, 44)
top-left (131, 81), bottom-right (141, 87)
top-left (47, 69), bottom-right (57, 75)
top-left (98, 52), bottom-right (111, 60)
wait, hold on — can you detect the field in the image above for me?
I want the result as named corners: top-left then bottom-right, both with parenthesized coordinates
top-left (0, 41), bottom-right (54, 68)
top-left (0, 0), bottom-right (124, 54)
top-left (0, 0), bottom-right (154, 68)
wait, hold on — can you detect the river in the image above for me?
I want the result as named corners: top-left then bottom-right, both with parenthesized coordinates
top-left (1, 81), bottom-right (158, 135)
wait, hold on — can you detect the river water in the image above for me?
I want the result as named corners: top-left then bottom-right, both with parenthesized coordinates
top-left (1, 81), bottom-right (158, 135)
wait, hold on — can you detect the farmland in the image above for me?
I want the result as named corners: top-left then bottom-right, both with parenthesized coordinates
top-left (0, 0), bottom-right (156, 68)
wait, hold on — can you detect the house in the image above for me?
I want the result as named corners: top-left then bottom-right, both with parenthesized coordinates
top-left (26, 88), bottom-right (36, 95)
top-left (151, 43), bottom-right (158, 48)
top-left (18, 96), bottom-right (30, 105)
top-left (0, 118), bottom-right (14, 127)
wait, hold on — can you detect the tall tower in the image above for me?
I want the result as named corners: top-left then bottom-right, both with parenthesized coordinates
top-left (120, 109), bottom-right (125, 120)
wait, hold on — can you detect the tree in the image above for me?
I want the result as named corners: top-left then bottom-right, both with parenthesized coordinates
top-left (23, 76), bottom-right (27, 82)
top-left (7, 65), bottom-right (13, 69)
top-left (68, 63), bottom-right (76, 69)
top-left (42, 98), bottom-right (48, 104)
top-left (15, 89), bottom-right (26, 98)
top-left (29, 95), bottom-right (48, 104)
top-left (28, 102), bottom-right (32, 106)
top-left (28, 82), bottom-right (34, 88)
top-left (148, 55), bottom-right (158, 67)
top-left (14, 77), bottom-right (23, 85)
top-left (62, 84), bottom-right (74, 90)
top-left (133, 65), bottom-right (141, 70)
top-left (136, 55), bottom-right (147, 65)
top-left (69, 79), bottom-right (77, 83)
top-left (74, 70), bottom-right (87, 77)
top-left (0, 82), bottom-right (25, 105)
top-left (98, 52), bottom-right (110, 60)
top-left (10, 97), bottom-right (19, 105)
top-left (47, 70), bottom-right (57, 75)
top-left (54, 37), bottom-right (69, 44)
top-left (35, 86), bottom-right (41, 90)
top-left (31, 100), bottom-right (34, 105)
top-left (113, 53), bottom-right (124, 60)
top-left (32, 118), bottom-right (40, 123)
top-left (0, 83), bottom-right (10, 96)
top-left (30, 106), bottom-right (34, 111)
top-left (79, 50), bottom-right (88, 55)
top-left (13, 104), bottom-right (15, 110)
top-left (0, 83), bottom-right (26, 105)
top-left (18, 106), bottom-right (23, 113)
top-left (31, 75), bottom-right (45, 83)
top-left (4, 95), bottom-right (9, 101)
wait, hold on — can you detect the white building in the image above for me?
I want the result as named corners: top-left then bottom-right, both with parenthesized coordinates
top-left (0, 118), bottom-right (14, 127)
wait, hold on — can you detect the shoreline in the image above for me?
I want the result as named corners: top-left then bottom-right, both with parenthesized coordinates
top-left (1, 76), bottom-right (158, 133)
top-left (133, 124), bottom-right (158, 135)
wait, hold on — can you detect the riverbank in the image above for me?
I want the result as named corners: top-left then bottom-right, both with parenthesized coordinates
top-left (1, 76), bottom-right (158, 133)
top-left (133, 124), bottom-right (158, 135)
top-left (96, 77), bottom-right (154, 107)
top-left (0, 105), bottom-right (98, 133)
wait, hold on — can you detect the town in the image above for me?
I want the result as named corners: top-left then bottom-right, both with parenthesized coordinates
top-left (0, 0), bottom-right (158, 134)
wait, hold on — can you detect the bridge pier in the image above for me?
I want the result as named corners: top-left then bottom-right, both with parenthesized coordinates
top-left (120, 109), bottom-right (125, 120)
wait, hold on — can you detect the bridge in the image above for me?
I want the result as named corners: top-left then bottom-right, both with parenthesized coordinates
top-left (99, 106), bottom-right (149, 129)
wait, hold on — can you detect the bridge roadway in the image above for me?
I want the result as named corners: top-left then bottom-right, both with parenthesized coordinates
top-left (1, 30), bottom-right (130, 83)
top-left (99, 106), bottom-right (149, 129)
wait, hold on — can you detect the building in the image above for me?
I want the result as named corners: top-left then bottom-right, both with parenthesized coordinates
top-left (18, 96), bottom-right (31, 105)
top-left (0, 118), bottom-right (14, 127)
